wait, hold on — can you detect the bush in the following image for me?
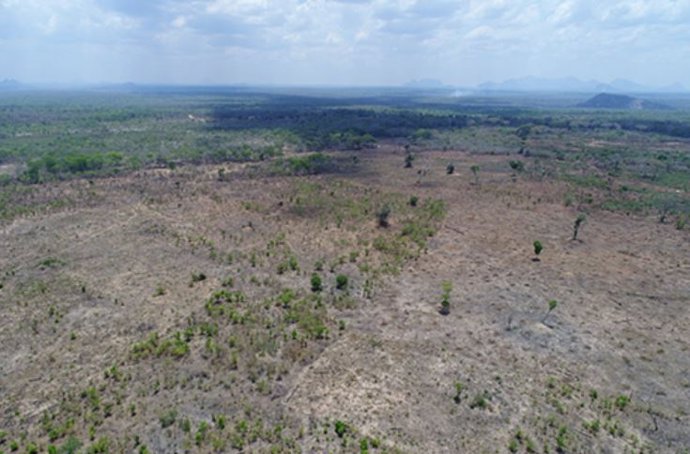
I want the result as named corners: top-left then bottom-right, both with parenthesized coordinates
top-left (533, 240), bottom-right (543, 258)
top-left (191, 272), bottom-right (206, 283)
top-left (283, 153), bottom-right (332, 175)
top-left (335, 274), bottom-right (349, 290)
top-left (310, 273), bottom-right (323, 292)
top-left (446, 163), bottom-right (455, 174)
top-left (87, 437), bottom-right (110, 454)
top-left (440, 281), bottom-right (452, 315)
top-left (509, 160), bottom-right (525, 172)
top-left (334, 420), bottom-right (347, 438)
top-left (453, 382), bottom-right (463, 403)
top-left (160, 409), bottom-right (178, 428)
top-left (409, 196), bottom-right (418, 207)
top-left (404, 153), bottom-right (414, 168)
top-left (376, 205), bottom-right (391, 228)
top-left (470, 392), bottom-right (489, 409)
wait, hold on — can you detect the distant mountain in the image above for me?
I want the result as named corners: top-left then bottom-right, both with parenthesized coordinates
top-left (479, 76), bottom-right (605, 92)
top-left (404, 79), bottom-right (449, 89)
top-left (0, 79), bottom-right (22, 91)
top-left (578, 93), bottom-right (671, 110)
top-left (478, 77), bottom-right (686, 94)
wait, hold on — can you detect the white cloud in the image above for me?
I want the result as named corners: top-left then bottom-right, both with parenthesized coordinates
top-left (0, 0), bottom-right (688, 86)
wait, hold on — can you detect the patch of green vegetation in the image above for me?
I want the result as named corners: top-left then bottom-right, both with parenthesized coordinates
top-left (310, 273), bottom-right (323, 293)
top-left (335, 274), bottom-right (349, 290)
top-left (159, 409), bottom-right (178, 429)
top-left (273, 153), bottom-right (334, 176)
top-left (38, 257), bottom-right (66, 269)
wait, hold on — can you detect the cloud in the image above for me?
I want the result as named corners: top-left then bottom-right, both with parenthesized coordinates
top-left (0, 0), bottom-right (687, 86)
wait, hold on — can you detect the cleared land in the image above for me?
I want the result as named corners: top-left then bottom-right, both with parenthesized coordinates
top-left (0, 90), bottom-right (689, 454)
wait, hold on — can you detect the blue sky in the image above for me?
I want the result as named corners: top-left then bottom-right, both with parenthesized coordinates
top-left (1, 0), bottom-right (688, 86)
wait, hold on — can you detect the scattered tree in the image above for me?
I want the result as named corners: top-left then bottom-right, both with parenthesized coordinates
top-left (515, 125), bottom-right (532, 141)
top-left (446, 163), bottom-right (455, 175)
top-left (334, 420), bottom-right (347, 438)
top-left (509, 160), bottom-right (524, 172)
top-left (533, 240), bottom-right (543, 261)
top-left (470, 165), bottom-right (480, 185)
top-left (572, 214), bottom-right (587, 241)
top-left (439, 280), bottom-right (452, 315)
top-left (409, 196), bottom-right (419, 207)
top-left (310, 273), bottom-right (323, 292)
top-left (335, 274), bottom-right (348, 290)
top-left (404, 152), bottom-right (414, 168)
top-left (453, 382), bottom-right (463, 404)
top-left (377, 204), bottom-right (391, 228)
top-left (543, 299), bottom-right (558, 325)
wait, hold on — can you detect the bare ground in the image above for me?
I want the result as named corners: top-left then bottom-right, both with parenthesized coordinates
top-left (1, 147), bottom-right (688, 453)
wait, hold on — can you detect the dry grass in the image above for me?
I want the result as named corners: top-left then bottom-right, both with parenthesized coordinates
top-left (0, 145), bottom-right (688, 453)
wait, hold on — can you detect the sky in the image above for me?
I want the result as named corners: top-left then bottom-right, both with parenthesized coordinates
top-left (1, 0), bottom-right (689, 87)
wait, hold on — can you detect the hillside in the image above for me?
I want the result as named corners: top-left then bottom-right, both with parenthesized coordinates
top-left (578, 93), bottom-right (671, 110)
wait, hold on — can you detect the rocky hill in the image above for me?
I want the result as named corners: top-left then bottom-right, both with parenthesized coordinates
top-left (578, 93), bottom-right (670, 110)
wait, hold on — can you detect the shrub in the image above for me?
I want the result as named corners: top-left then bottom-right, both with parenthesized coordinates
top-left (284, 153), bottom-right (331, 175)
top-left (439, 281), bottom-right (452, 315)
top-left (191, 272), bottom-right (206, 284)
top-left (404, 153), bottom-right (414, 168)
top-left (376, 205), bottom-right (391, 228)
top-left (615, 395), bottom-right (631, 411)
top-left (453, 382), bottom-right (463, 404)
top-left (533, 240), bottom-right (543, 260)
top-left (59, 436), bottom-right (82, 454)
top-left (409, 196), bottom-right (418, 207)
top-left (543, 299), bottom-right (558, 325)
top-left (195, 421), bottom-right (209, 446)
top-left (334, 420), bottom-right (347, 438)
top-left (470, 392), bottom-right (489, 409)
top-left (87, 437), bottom-right (109, 454)
top-left (556, 426), bottom-right (568, 451)
top-left (360, 438), bottom-right (369, 454)
top-left (159, 409), bottom-right (178, 429)
top-left (310, 274), bottom-right (323, 292)
top-left (584, 419), bottom-right (601, 434)
top-left (509, 160), bottom-right (525, 172)
top-left (446, 163), bottom-right (455, 174)
top-left (278, 288), bottom-right (296, 308)
top-left (335, 274), bottom-right (349, 290)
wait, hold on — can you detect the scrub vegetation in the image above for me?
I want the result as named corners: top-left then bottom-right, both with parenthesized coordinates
top-left (0, 87), bottom-right (688, 452)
